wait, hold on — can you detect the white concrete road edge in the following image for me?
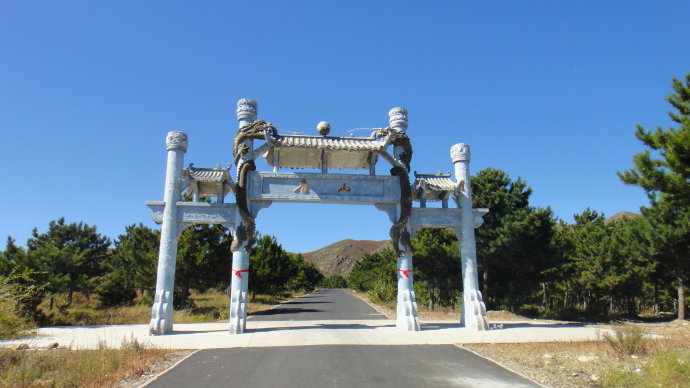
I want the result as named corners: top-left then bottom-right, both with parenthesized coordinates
top-left (0, 292), bottom-right (613, 350)
top-left (0, 318), bottom-right (611, 350)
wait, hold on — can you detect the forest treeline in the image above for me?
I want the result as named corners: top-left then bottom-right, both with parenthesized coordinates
top-left (1, 75), bottom-right (688, 326)
top-left (349, 74), bottom-right (690, 321)
top-left (0, 221), bottom-right (325, 326)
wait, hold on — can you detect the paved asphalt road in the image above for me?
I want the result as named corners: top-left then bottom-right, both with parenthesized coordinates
top-left (147, 290), bottom-right (541, 388)
top-left (249, 288), bottom-right (387, 321)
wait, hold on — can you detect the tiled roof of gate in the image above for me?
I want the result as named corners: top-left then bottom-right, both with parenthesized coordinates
top-left (183, 165), bottom-right (230, 182)
top-left (269, 134), bottom-right (388, 152)
top-left (412, 172), bottom-right (458, 192)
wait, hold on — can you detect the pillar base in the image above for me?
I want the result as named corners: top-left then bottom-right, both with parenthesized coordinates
top-left (229, 290), bottom-right (248, 334)
top-left (150, 290), bottom-right (174, 335)
top-left (461, 290), bottom-right (489, 331)
top-left (396, 289), bottom-right (420, 331)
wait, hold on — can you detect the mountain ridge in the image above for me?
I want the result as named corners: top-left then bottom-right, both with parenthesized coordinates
top-left (290, 239), bottom-right (390, 277)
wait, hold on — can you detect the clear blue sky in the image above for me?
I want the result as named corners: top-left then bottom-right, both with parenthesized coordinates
top-left (1, 1), bottom-right (688, 253)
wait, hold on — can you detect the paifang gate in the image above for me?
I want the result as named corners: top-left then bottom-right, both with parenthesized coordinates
top-left (146, 99), bottom-right (490, 335)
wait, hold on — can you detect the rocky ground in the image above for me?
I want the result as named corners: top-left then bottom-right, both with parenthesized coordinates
top-left (117, 350), bottom-right (194, 388)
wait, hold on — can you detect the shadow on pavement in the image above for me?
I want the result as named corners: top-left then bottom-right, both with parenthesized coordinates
top-left (167, 329), bottom-right (229, 335)
top-left (249, 323), bottom-right (396, 333)
top-left (251, 308), bottom-right (323, 316)
top-left (282, 301), bottom-right (332, 305)
top-left (420, 322), bottom-right (589, 330)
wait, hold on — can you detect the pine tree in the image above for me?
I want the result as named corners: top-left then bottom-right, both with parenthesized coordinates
top-left (98, 224), bottom-right (160, 306)
top-left (470, 168), bottom-right (557, 311)
top-left (412, 227), bottom-right (460, 312)
top-left (619, 74), bottom-right (690, 320)
top-left (175, 224), bottom-right (233, 307)
top-left (26, 218), bottom-right (110, 309)
top-left (248, 234), bottom-right (295, 297)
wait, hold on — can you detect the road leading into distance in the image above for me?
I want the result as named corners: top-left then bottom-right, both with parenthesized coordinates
top-left (146, 289), bottom-right (541, 388)
top-left (249, 288), bottom-right (388, 321)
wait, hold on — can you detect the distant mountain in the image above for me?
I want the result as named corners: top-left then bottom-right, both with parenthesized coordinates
top-left (605, 211), bottom-right (640, 224)
top-left (292, 239), bottom-right (391, 277)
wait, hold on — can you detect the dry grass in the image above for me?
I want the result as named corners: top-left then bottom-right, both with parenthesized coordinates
top-left (33, 290), bottom-right (301, 328)
top-left (0, 339), bottom-right (174, 388)
top-left (346, 289), bottom-right (529, 322)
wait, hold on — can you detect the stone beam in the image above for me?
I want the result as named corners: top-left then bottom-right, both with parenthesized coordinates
top-left (407, 207), bottom-right (488, 231)
top-left (146, 201), bottom-right (238, 228)
top-left (247, 171), bottom-right (400, 205)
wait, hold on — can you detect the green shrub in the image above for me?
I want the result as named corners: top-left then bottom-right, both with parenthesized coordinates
top-left (518, 304), bottom-right (542, 318)
top-left (137, 293), bottom-right (153, 306)
top-left (646, 351), bottom-right (690, 387)
top-left (0, 300), bottom-right (32, 339)
top-left (367, 278), bottom-right (396, 303)
top-left (0, 273), bottom-right (39, 338)
top-left (604, 351), bottom-right (690, 388)
top-left (321, 275), bottom-right (347, 289)
top-left (604, 367), bottom-right (645, 388)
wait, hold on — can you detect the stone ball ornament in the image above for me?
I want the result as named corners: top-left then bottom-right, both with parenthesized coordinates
top-left (317, 121), bottom-right (331, 136)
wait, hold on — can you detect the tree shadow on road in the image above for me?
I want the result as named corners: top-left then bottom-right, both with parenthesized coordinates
top-left (249, 323), bottom-right (395, 333)
top-left (167, 329), bottom-right (229, 335)
top-left (251, 308), bottom-right (323, 316)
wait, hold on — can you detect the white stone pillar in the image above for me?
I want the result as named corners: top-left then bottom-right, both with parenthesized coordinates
top-left (229, 248), bottom-right (249, 334)
top-left (150, 131), bottom-right (188, 335)
top-left (389, 107), bottom-right (419, 331)
top-left (229, 98), bottom-right (257, 334)
top-left (396, 249), bottom-right (419, 331)
top-left (451, 143), bottom-right (489, 330)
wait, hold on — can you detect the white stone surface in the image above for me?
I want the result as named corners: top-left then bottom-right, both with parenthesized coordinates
top-left (229, 247), bottom-right (249, 334)
top-left (0, 320), bottom-right (612, 350)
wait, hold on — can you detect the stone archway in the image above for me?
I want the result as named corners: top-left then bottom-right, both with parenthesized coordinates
top-left (146, 99), bottom-right (489, 335)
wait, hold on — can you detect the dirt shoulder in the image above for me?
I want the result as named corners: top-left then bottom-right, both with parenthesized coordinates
top-left (464, 320), bottom-right (690, 388)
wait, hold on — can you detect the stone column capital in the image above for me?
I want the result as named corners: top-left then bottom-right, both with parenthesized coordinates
top-left (166, 131), bottom-right (188, 152)
top-left (451, 143), bottom-right (470, 163)
top-left (388, 107), bottom-right (408, 130)
top-left (236, 98), bottom-right (258, 122)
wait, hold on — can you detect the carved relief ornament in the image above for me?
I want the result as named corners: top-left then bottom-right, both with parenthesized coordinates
top-left (236, 98), bottom-right (258, 121)
top-left (450, 143), bottom-right (470, 163)
top-left (388, 107), bottom-right (408, 130)
top-left (166, 131), bottom-right (188, 152)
